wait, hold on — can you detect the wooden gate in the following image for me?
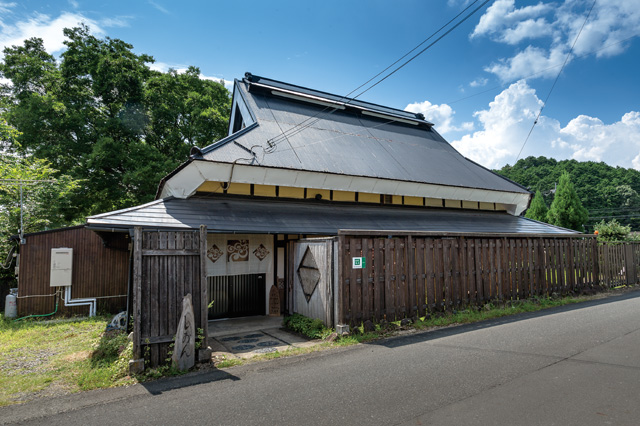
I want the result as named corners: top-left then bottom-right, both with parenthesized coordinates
top-left (290, 238), bottom-right (336, 326)
top-left (132, 226), bottom-right (208, 368)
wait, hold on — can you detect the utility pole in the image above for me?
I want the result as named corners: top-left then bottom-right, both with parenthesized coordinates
top-left (0, 178), bottom-right (56, 244)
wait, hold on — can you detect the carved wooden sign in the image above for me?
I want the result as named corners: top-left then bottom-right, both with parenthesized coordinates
top-left (172, 293), bottom-right (195, 371)
top-left (269, 285), bottom-right (281, 316)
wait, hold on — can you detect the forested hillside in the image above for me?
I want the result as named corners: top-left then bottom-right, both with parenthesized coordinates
top-left (495, 156), bottom-right (640, 232)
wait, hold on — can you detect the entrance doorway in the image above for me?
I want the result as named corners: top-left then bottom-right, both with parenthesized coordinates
top-left (207, 274), bottom-right (266, 319)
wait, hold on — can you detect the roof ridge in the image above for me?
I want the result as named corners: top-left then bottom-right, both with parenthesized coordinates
top-left (244, 72), bottom-right (428, 123)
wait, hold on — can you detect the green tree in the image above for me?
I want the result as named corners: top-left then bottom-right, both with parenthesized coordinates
top-left (0, 155), bottom-right (80, 295)
top-left (0, 25), bottom-right (231, 219)
top-left (145, 67), bottom-right (230, 159)
top-left (547, 171), bottom-right (589, 232)
top-left (525, 190), bottom-right (548, 222)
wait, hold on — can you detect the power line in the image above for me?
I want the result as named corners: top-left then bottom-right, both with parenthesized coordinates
top-left (514, 0), bottom-right (598, 163)
top-left (264, 0), bottom-right (491, 150)
top-left (445, 33), bottom-right (639, 106)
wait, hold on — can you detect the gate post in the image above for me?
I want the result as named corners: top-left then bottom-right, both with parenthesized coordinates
top-left (199, 225), bottom-right (209, 355)
top-left (624, 243), bottom-right (636, 285)
top-left (129, 226), bottom-right (144, 374)
top-left (335, 234), bottom-right (349, 334)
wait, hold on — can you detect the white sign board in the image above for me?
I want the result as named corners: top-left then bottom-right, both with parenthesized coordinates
top-left (352, 257), bottom-right (365, 269)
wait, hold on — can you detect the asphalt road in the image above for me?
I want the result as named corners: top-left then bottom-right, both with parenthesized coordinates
top-left (3, 291), bottom-right (640, 425)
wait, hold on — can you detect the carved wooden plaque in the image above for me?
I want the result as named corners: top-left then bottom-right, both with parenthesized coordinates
top-left (269, 285), bottom-right (281, 316)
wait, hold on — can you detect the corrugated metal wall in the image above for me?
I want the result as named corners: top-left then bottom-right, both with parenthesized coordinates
top-left (17, 227), bottom-right (129, 316)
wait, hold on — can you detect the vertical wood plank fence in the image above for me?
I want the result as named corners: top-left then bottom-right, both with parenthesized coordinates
top-left (338, 231), bottom-right (608, 325)
top-left (598, 242), bottom-right (640, 286)
top-left (132, 226), bottom-right (208, 368)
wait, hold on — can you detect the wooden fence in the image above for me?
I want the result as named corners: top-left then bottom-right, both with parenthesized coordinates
top-left (132, 226), bottom-right (208, 368)
top-left (598, 242), bottom-right (640, 286)
top-left (338, 232), bottom-right (601, 325)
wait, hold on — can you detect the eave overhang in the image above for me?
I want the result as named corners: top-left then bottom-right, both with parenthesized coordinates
top-left (158, 159), bottom-right (531, 216)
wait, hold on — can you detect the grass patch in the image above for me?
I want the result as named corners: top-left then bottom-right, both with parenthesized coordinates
top-left (0, 314), bottom-right (136, 406)
top-left (413, 295), bottom-right (584, 330)
top-left (216, 358), bottom-right (243, 369)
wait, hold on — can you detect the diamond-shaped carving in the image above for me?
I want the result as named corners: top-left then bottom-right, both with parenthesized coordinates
top-left (253, 244), bottom-right (270, 261)
top-left (297, 247), bottom-right (321, 302)
top-left (207, 244), bottom-right (223, 263)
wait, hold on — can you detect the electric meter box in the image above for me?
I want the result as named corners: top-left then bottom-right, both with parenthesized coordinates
top-left (50, 248), bottom-right (73, 287)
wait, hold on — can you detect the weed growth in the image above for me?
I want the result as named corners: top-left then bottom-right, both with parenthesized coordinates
top-left (283, 313), bottom-right (332, 339)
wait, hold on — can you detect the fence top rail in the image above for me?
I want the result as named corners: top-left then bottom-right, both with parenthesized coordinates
top-left (338, 229), bottom-right (594, 239)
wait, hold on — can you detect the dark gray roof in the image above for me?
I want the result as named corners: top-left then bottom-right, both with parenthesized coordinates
top-left (191, 74), bottom-right (528, 195)
top-left (87, 196), bottom-right (577, 235)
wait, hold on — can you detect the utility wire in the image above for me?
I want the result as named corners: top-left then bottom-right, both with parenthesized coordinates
top-left (446, 33), bottom-right (639, 106)
top-left (514, 0), bottom-right (598, 163)
top-left (265, 0), bottom-right (490, 149)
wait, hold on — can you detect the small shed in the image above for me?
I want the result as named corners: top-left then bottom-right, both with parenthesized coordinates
top-left (12, 226), bottom-right (129, 317)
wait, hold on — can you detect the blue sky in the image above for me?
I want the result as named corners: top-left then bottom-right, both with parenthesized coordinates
top-left (1, 0), bottom-right (639, 170)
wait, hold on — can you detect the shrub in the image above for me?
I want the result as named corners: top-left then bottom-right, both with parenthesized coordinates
top-left (595, 219), bottom-right (632, 242)
top-left (283, 313), bottom-right (331, 339)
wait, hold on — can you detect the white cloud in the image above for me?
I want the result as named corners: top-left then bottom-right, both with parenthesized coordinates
top-left (148, 1), bottom-right (170, 15)
top-left (0, 2), bottom-right (16, 16)
top-left (472, 0), bottom-right (552, 40)
top-left (469, 77), bottom-right (488, 87)
top-left (484, 45), bottom-right (568, 81)
top-left (473, 0), bottom-right (640, 81)
top-left (558, 111), bottom-right (640, 167)
top-left (0, 12), bottom-right (105, 59)
top-left (501, 18), bottom-right (553, 44)
top-left (405, 100), bottom-right (473, 136)
top-left (99, 17), bottom-right (132, 28)
top-left (451, 80), bottom-right (640, 170)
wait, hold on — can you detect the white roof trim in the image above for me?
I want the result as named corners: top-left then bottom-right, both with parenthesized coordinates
top-left (160, 160), bottom-right (530, 216)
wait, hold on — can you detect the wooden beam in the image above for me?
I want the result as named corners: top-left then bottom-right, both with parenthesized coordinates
top-left (338, 229), bottom-right (593, 239)
top-left (199, 225), bottom-right (208, 349)
top-left (133, 227), bottom-right (142, 359)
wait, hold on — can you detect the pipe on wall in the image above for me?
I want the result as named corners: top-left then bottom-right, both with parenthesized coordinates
top-left (63, 286), bottom-right (96, 317)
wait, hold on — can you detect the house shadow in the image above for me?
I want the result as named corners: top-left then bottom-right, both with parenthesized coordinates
top-left (366, 289), bottom-right (640, 350)
top-left (141, 367), bottom-right (240, 396)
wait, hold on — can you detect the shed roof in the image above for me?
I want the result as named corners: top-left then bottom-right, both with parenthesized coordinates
top-left (185, 74), bottom-right (529, 196)
top-left (87, 195), bottom-right (578, 236)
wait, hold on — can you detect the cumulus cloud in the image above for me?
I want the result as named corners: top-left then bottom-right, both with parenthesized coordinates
top-left (451, 80), bottom-right (640, 170)
top-left (472, 0), bottom-right (552, 40)
top-left (405, 100), bottom-right (473, 136)
top-left (484, 45), bottom-right (568, 81)
top-left (474, 0), bottom-right (640, 81)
